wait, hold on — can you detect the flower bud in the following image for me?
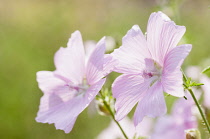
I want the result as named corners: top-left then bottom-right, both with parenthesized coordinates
top-left (185, 128), bottom-right (201, 139)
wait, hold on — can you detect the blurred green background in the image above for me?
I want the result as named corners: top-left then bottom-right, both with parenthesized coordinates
top-left (0, 0), bottom-right (210, 138)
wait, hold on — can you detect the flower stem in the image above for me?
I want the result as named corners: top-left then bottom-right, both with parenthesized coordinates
top-left (187, 88), bottom-right (210, 134)
top-left (182, 69), bottom-right (210, 134)
top-left (99, 92), bottom-right (128, 139)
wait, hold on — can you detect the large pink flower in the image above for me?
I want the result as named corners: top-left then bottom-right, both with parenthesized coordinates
top-left (36, 31), bottom-right (116, 133)
top-left (112, 11), bottom-right (192, 126)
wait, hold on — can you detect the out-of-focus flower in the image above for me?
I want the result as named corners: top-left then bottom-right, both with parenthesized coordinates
top-left (97, 117), bottom-right (153, 139)
top-left (200, 75), bottom-right (210, 108)
top-left (85, 36), bottom-right (116, 53)
top-left (105, 36), bottom-right (116, 52)
top-left (111, 11), bottom-right (192, 126)
top-left (36, 31), bottom-right (116, 133)
top-left (186, 65), bottom-right (210, 108)
top-left (151, 96), bottom-right (198, 139)
top-left (186, 66), bottom-right (201, 81)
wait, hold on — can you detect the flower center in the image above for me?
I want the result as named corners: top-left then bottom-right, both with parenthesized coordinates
top-left (143, 58), bottom-right (162, 85)
top-left (68, 79), bottom-right (89, 96)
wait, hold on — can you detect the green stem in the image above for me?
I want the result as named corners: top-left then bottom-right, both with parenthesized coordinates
top-left (99, 92), bottom-right (128, 139)
top-left (182, 69), bottom-right (210, 134)
top-left (187, 88), bottom-right (210, 134)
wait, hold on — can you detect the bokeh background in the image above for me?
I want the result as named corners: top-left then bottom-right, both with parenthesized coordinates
top-left (0, 0), bottom-right (210, 138)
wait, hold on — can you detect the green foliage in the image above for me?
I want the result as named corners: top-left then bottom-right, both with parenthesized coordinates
top-left (202, 66), bottom-right (210, 74)
top-left (96, 89), bottom-right (115, 116)
top-left (183, 77), bottom-right (204, 89)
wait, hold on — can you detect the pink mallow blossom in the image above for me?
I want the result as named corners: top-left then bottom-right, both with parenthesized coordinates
top-left (151, 96), bottom-right (197, 139)
top-left (36, 31), bottom-right (116, 133)
top-left (111, 11), bottom-right (192, 126)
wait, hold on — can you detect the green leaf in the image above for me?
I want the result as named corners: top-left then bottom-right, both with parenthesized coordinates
top-left (190, 82), bottom-right (204, 87)
top-left (202, 66), bottom-right (210, 74)
top-left (184, 77), bottom-right (204, 88)
top-left (184, 77), bottom-right (192, 88)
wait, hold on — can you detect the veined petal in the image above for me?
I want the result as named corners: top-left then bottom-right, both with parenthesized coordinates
top-left (36, 93), bottom-right (80, 133)
top-left (84, 40), bottom-right (96, 65)
top-left (36, 79), bottom-right (105, 133)
top-left (54, 31), bottom-right (85, 85)
top-left (163, 44), bottom-right (192, 72)
top-left (84, 78), bottom-right (106, 104)
top-left (162, 70), bottom-right (184, 97)
top-left (36, 71), bottom-right (67, 94)
top-left (112, 74), bottom-right (155, 121)
top-left (134, 81), bottom-right (166, 126)
top-left (86, 37), bottom-right (106, 85)
top-left (111, 25), bottom-right (151, 74)
top-left (57, 117), bottom-right (77, 133)
top-left (161, 44), bottom-right (191, 97)
top-left (147, 11), bottom-right (186, 66)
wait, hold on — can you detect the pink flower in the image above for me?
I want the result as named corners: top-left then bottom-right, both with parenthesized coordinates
top-left (36, 31), bottom-right (116, 133)
top-left (185, 66), bottom-right (201, 81)
top-left (111, 11), bottom-right (192, 126)
top-left (151, 96), bottom-right (197, 139)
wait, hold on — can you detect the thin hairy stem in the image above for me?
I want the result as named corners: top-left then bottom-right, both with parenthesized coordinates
top-left (99, 92), bottom-right (128, 139)
top-left (187, 88), bottom-right (210, 134)
top-left (182, 69), bottom-right (210, 134)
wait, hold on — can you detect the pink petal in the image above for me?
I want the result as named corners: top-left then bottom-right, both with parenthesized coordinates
top-left (162, 44), bottom-right (192, 97)
top-left (154, 116), bottom-right (174, 134)
top-left (163, 44), bottom-right (192, 72)
top-left (36, 78), bottom-right (106, 133)
top-left (172, 97), bottom-right (193, 117)
top-left (54, 31), bottom-right (85, 85)
top-left (147, 11), bottom-right (186, 66)
top-left (151, 116), bottom-right (180, 139)
top-left (111, 25), bottom-right (151, 74)
top-left (86, 37), bottom-right (106, 85)
top-left (134, 81), bottom-right (166, 126)
top-left (84, 40), bottom-right (96, 65)
top-left (36, 71), bottom-right (67, 94)
top-left (103, 54), bottom-right (118, 77)
top-left (112, 74), bottom-right (155, 121)
top-left (36, 93), bottom-right (79, 133)
top-left (171, 97), bottom-right (197, 129)
top-left (84, 78), bottom-right (106, 103)
top-left (151, 97), bottom-right (197, 139)
top-left (162, 70), bottom-right (184, 97)
top-left (135, 117), bottom-right (153, 137)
